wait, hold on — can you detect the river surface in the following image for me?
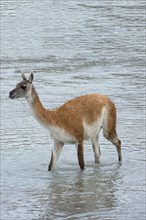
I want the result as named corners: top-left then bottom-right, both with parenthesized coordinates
top-left (1, 0), bottom-right (145, 219)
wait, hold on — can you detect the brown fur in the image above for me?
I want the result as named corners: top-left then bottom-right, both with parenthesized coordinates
top-left (32, 89), bottom-right (114, 140)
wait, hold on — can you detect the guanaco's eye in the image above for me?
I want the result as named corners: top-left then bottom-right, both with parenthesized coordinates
top-left (21, 85), bottom-right (27, 90)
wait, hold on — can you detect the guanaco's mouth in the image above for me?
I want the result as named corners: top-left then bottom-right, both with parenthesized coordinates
top-left (9, 94), bottom-right (15, 99)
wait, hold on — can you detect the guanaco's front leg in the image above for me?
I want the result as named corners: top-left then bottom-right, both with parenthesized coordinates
top-left (48, 140), bottom-right (64, 171)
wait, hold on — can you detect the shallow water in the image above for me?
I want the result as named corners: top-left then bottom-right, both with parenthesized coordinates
top-left (1, 0), bottom-right (145, 219)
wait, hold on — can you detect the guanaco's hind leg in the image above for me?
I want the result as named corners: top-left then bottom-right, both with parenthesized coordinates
top-left (77, 141), bottom-right (85, 170)
top-left (103, 130), bottom-right (122, 161)
top-left (48, 140), bottom-right (64, 171)
top-left (111, 133), bottom-right (122, 161)
top-left (103, 105), bottom-right (122, 161)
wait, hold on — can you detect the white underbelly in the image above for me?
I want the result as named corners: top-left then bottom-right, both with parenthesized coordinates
top-left (48, 125), bottom-right (76, 143)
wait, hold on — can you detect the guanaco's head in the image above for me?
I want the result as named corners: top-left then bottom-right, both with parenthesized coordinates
top-left (9, 73), bottom-right (34, 99)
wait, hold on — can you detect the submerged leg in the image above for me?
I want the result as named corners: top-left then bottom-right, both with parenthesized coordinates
top-left (92, 136), bottom-right (101, 163)
top-left (77, 141), bottom-right (85, 170)
top-left (48, 140), bottom-right (64, 171)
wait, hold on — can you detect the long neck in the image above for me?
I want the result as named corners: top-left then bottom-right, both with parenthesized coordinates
top-left (26, 85), bottom-right (50, 125)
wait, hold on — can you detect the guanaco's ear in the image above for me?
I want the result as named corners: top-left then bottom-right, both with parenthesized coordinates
top-left (29, 72), bottom-right (34, 83)
top-left (22, 73), bottom-right (27, 81)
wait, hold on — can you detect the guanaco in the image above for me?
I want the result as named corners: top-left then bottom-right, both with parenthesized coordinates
top-left (9, 73), bottom-right (122, 171)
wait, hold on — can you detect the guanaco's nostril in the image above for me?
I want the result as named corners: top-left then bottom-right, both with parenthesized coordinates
top-left (9, 90), bottom-right (14, 98)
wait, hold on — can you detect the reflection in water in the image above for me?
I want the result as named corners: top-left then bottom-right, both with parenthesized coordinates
top-left (38, 164), bottom-right (122, 219)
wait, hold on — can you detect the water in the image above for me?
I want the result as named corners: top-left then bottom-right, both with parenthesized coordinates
top-left (1, 0), bottom-right (145, 219)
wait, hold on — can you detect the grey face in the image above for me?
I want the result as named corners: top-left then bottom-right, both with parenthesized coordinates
top-left (9, 73), bottom-right (34, 99)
